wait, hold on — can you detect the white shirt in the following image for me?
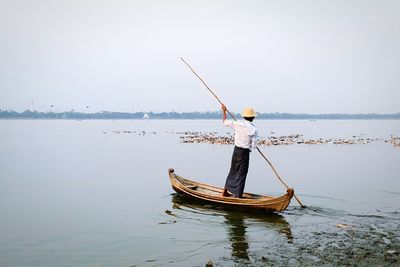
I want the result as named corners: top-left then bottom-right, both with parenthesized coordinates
top-left (224, 119), bottom-right (258, 151)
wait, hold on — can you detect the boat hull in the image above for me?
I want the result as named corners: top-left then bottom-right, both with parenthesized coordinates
top-left (168, 168), bottom-right (294, 213)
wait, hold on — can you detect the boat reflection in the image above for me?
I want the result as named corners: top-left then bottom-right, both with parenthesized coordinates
top-left (224, 211), bottom-right (250, 260)
top-left (171, 194), bottom-right (293, 262)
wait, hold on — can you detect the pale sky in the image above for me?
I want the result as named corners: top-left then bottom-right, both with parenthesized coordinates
top-left (0, 0), bottom-right (399, 113)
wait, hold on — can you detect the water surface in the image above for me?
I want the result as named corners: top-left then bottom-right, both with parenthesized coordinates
top-left (0, 119), bottom-right (399, 266)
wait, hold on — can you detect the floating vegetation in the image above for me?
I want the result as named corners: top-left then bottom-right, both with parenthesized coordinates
top-left (389, 135), bottom-right (400, 147)
top-left (105, 129), bottom-right (400, 148)
top-left (178, 132), bottom-right (394, 147)
top-left (105, 130), bottom-right (158, 135)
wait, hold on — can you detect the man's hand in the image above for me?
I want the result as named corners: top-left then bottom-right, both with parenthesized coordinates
top-left (221, 104), bottom-right (227, 121)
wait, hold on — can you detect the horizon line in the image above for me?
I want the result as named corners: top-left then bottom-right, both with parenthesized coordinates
top-left (1, 109), bottom-right (400, 115)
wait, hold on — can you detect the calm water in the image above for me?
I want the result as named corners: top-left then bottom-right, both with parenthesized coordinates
top-left (0, 119), bottom-right (399, 266)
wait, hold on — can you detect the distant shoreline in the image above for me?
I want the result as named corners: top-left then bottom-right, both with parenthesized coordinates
top-left (1, 110), bottom-right (400, 120)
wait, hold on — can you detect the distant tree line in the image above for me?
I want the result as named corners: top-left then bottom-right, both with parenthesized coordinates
top-left (0, 109), bottom-right (399, 120)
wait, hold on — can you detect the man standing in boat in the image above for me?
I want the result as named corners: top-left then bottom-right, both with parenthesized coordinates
top-left (221, 104), bottom-right (258, 198)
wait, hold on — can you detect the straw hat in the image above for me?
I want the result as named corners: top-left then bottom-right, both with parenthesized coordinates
top-left (241, 107), bottom-right (257, 117)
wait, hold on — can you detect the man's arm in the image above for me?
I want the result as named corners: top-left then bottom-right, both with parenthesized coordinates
top-left (222, 104), bottom-right (235, 129)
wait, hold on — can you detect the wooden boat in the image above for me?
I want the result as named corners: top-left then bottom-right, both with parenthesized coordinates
top-left (168, 168), bottom-right (294, 213)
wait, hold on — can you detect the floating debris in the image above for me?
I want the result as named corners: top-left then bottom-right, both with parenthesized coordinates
top-left (158, 220), bottom-right (177, 225)
top-left (386, 250), bottom-right (398, 255)
top-left (205, 259), bottom-right (213, 267)
top-left (165, 210), bottom-right (178, 217)
top-left (159, 210), bottom-right (178, 224)
top-left (336, 223), bottom-right (352, 229)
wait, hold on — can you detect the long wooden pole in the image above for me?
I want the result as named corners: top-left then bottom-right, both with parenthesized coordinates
top-left (180, 58), bottom-right (237, 121)
top-left (255, 147), bottom-right (305, 207)
top-left (180, 57), bottom-right (306, 208)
